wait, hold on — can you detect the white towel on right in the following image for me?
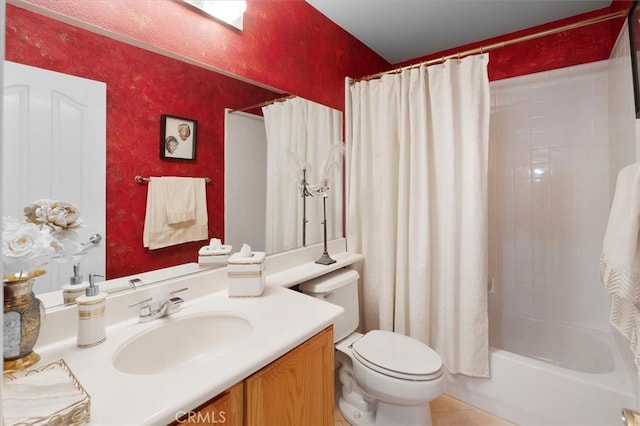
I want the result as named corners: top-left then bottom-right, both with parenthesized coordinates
top-left (600, 162), bottom-right (640, 368)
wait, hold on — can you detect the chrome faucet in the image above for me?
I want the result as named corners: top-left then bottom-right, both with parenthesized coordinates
top-left (129, 287), bottom-right (188, 323)
top-left (128, 278), bottom-right (143, 289)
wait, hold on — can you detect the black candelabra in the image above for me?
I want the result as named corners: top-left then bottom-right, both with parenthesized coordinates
top-left (315, 194), bottom-right (336, 265)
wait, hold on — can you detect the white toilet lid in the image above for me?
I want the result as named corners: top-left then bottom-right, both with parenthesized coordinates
top-left (351, 330), bottom-right (443, 381)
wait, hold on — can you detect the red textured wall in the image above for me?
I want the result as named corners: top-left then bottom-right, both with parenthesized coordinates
top-left (6, 5), bottom-right (284, 278)
top-left (396, 1), bottom-right (631, 81)
top-left (13, 0), bottom-right (391, 111)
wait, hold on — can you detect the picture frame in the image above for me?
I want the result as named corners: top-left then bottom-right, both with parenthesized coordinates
top-left (160, 114), bottom-right (198, 160)
top-left (628, 1), bottom-right (640, 118)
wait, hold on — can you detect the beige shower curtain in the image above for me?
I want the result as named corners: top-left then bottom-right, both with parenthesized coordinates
top-left (346, 54), bottom-right (490, 376)
top-left (263, 97), bottom-right (342, 254)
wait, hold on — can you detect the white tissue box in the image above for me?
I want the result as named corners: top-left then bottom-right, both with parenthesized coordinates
top-left (227, 251), bottom-right (266, 297)
top-left (198, 254), bottom-right (230, 266)
top-left (198, 244), bottom-right (232, 266)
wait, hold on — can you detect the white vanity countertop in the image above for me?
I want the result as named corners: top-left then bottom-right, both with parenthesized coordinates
top-left (33, 284), bottom-right (344, 425)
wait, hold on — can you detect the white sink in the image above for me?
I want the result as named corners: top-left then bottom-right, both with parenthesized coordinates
top-left (112, 312), bottom-right (252, 375)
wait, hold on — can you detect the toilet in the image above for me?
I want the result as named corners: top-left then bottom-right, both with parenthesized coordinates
top-left (299, 269), bottom-right (445, 426)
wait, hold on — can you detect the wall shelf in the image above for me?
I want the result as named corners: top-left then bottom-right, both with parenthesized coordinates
top-left (266, 251), bottom-right (363, 288)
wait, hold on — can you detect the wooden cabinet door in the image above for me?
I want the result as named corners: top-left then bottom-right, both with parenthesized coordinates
top-left (170, 382), bottom-right (243, 426)
top-left (245, 326), bottom-right (334, 426)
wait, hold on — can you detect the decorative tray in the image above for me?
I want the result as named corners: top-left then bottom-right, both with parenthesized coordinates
top-left (3, 359), bottom-right (91, 425)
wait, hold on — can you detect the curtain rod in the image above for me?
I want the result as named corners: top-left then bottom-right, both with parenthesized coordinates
top-left (354, 9), bottom-right (628, 83)
top-left (230, 94), bottom-right (296, 113)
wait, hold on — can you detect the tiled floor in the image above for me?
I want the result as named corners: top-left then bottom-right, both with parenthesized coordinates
top-left (333, 394), bottom-right (516, 426)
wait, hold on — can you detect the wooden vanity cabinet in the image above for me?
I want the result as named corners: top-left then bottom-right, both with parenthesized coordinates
top-left (169, 326), bottom-right (334, 426)
top-left (245, 325), bottom-right (334, 426)
top-left (171, 382), bottom-right (243, 425)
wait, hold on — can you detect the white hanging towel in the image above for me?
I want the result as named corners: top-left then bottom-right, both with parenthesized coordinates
top-left (600, 162), bottom-right (640, 367)
top-left (143, 177), bottom-right (208, 249)
top-left (164, 177), bottom-right (197, 224)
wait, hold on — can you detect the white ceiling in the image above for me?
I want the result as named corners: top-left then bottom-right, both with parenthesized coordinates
top-left (305, 0), bottom-right (613, 64)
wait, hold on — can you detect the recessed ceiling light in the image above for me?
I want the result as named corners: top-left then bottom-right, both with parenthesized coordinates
top-left (182, 0), bottom-right (247, 31)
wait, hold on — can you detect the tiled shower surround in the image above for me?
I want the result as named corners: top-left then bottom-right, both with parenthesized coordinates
top-left (488, 60), bottom-right (612, 332)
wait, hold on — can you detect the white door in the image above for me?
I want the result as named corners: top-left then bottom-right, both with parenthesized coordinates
top-left (224, 109), bottom-right (267, 252)
top-left (3, 61), bottom-right (106, 294)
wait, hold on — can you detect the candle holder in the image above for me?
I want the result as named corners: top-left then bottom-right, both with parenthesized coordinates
top-left (315, 195), bottom-right (336, 265)
top-left (300, 168), bottom-right (310, 247)
top-left (299, 142), bottom-right (344, 264)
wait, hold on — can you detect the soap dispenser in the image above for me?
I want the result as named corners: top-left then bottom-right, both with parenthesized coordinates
top-left (62, 263), bottom-right (90, 305)
top-left (76, 273), bottom-right (107, 348)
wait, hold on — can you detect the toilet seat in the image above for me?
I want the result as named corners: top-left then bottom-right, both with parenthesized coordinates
top-left (351, 330), bottom-right (443, 381)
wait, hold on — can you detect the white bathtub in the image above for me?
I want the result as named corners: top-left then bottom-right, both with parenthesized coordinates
top-left (446, 310), bottom-right (635, 426)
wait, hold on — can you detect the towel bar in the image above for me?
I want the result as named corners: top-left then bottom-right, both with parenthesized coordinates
top-left (134, 175), bottom-right (211, 184)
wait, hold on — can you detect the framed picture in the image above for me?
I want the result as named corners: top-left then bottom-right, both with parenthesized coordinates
top-left (160, 114), bottom-right (198, 160)
top-left (629, 1), bottom-right (640, 118)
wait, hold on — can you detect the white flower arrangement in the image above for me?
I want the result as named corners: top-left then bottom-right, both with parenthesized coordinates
top-left (23, 200), bottom-right (83, 237)
top-left (2, 199), bottom-right (84, 281)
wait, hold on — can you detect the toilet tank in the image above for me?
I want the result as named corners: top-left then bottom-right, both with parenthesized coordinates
top-left (299, 269), bottom-right (360, 343)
